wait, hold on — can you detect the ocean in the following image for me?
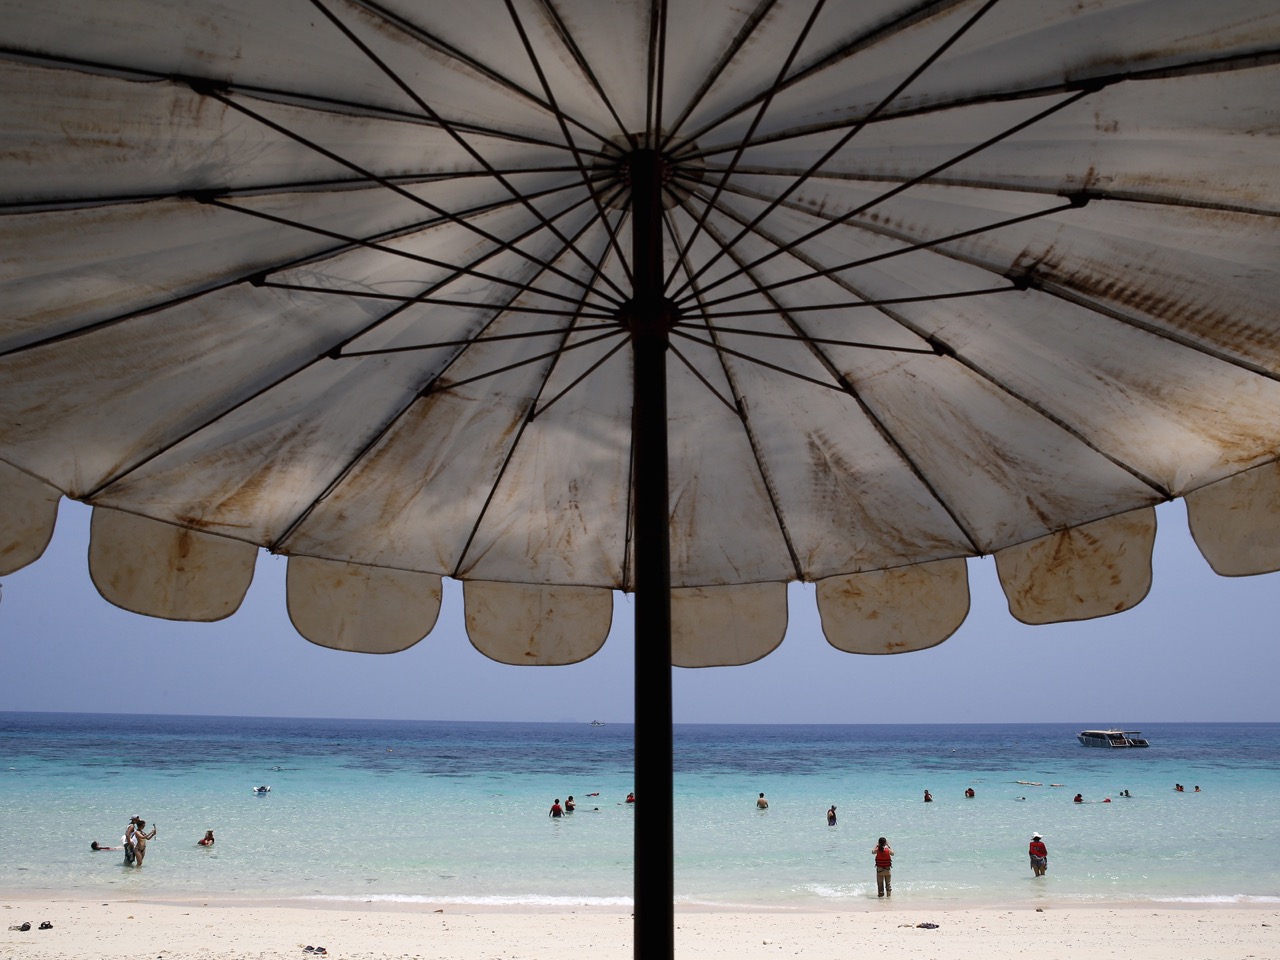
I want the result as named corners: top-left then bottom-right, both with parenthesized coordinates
top-left (1, 714), bottom-right (1277, 908)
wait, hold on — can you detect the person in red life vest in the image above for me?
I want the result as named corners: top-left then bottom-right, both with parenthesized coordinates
top-left (872, 837), bottom-right (894, 897)
top-left (548, 799), bottom-right (563, 818)
top-left (197, 830), bottom-right (215, 847)
top-left (923, 789), bottom-right (933, 802)
top-left (1028, 832), bottom-right (1048, 876)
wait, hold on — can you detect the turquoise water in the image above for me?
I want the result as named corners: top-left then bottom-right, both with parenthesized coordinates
top-left (1, 714), bottom-right (1277, 907)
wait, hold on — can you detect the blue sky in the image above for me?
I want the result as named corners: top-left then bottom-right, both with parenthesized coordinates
top-left (1, 497), bottom-right (1276, 724)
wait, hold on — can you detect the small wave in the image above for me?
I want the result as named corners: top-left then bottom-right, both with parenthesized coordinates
top-left (802, 883), bottom-right (864, 899)
top-left (305, 893), bottom-right (633, 907)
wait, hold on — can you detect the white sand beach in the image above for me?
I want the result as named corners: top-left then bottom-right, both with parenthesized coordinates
top-left (2, 897), bottom-right (1275, 960)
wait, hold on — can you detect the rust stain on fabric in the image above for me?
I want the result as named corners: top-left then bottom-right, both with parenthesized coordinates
top-left (1015, 233), bottom-right (1278, 363)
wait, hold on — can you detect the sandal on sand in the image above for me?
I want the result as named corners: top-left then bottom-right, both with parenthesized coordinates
top-left (38, 922), bottom-right (52, 930)
top-left (11, 923), bottom-right (31, 932)
top-left (916, 922), bottom-right (940, 929)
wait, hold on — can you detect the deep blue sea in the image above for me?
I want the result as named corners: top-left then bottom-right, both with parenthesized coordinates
top-left (1, 714), bottom-right (1277, 908)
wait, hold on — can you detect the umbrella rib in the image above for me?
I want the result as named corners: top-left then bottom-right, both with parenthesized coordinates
top-left (535, 0), bottom-right (639, 153)
top-left (0, 167), bottom-right (585, 216)
top-left (309, 0), bottom-right (630, 304)
top-left (430, 329), bottom-right (626, 394)
top-left (656, 0), bottom-right (779, 155)
top-left (670, 0), bottom-right (1003, 301)
top-left (531, 336), bottom-right (632, 421)
top-left (698, 165), bottom-right (1280, 220)
top-left (664, 342), bottom-right (740, 415)
top-left (341, 325), bottom-right (620, 357)
top-left (675, 322), bottom-right (945, 353)
top-left (692, 286), bottom-right (1018, 321)
top-left (502, 0), bottom-right (636, 291)
top-left (678, 47), bottom-right (1280, 162)
top-left (0, 276), bottom-right (236, 362)
top-left (342, 0), bottom-right (621, 152)
top-left (646, 0), bottom-right (667, 151)
top-left (0, 47), bottom-right (611, 158)
top-left (261, 282), bottom-right (615, 321)
top-left (669, 328), bottom-right (848, 392)
top-left (196, 81), bottom-right (625, 307)
top-left (665, 0), bottom-right (829, 291)
top-left (674, 85), bottom-right (1095, 309)
top-left (666, 0), bottom-right (971, 154)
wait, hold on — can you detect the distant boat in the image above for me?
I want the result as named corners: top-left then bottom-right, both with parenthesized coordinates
top-left (590, 720), bottom-right (606, 726)
top-left (1077, 729), bottom-right (1150, 748)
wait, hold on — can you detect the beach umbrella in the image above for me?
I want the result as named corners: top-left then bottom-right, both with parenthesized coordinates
top-left (2, 0), bottom-right (1279, 953)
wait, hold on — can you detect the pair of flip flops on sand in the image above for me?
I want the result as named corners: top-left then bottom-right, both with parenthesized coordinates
top-left (8, 922), bottom-right (53, 931)
top-left (303, 947), bottom-right (327, 955)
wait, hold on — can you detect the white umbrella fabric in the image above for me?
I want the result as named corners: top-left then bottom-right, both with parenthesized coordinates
top-left (2, 1), bottom-right (1280, 953)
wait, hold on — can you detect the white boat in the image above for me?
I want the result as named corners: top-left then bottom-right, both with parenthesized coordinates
top-left (1077, 729), bottom-right (1150, 748)
top-left (590, 720), bottom-right (606, 726)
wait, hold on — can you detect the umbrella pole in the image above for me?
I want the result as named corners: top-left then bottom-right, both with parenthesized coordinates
top-left (628, 148), bottom-right (675, 960)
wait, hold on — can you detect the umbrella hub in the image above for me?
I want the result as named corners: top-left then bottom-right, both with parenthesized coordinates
top-left (615, 295), bottom-right (681, 339)
top-left (591, 136), bottom-right (705, 210)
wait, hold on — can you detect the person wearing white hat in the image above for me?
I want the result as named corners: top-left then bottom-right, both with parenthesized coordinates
top-left (1029, 832), bottom-right (1048, 876)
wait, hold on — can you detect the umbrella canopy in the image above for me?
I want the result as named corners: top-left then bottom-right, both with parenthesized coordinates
top-left (2, 0), bottom-right (1280, 953)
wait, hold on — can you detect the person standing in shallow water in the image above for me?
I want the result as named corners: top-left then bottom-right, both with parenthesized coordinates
top-left (131, 819), bottom-right (157, 866)
top-left (873, 837), bottom-right (893, 897)
top-left (1028, 832), bottom-right (1048, 876)
top-left (827, 805), bottom-right (837, 826)
top-left (756, 792), bottom-right (769, 809)
top-left (548, 799), bottom-right (563, 818)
